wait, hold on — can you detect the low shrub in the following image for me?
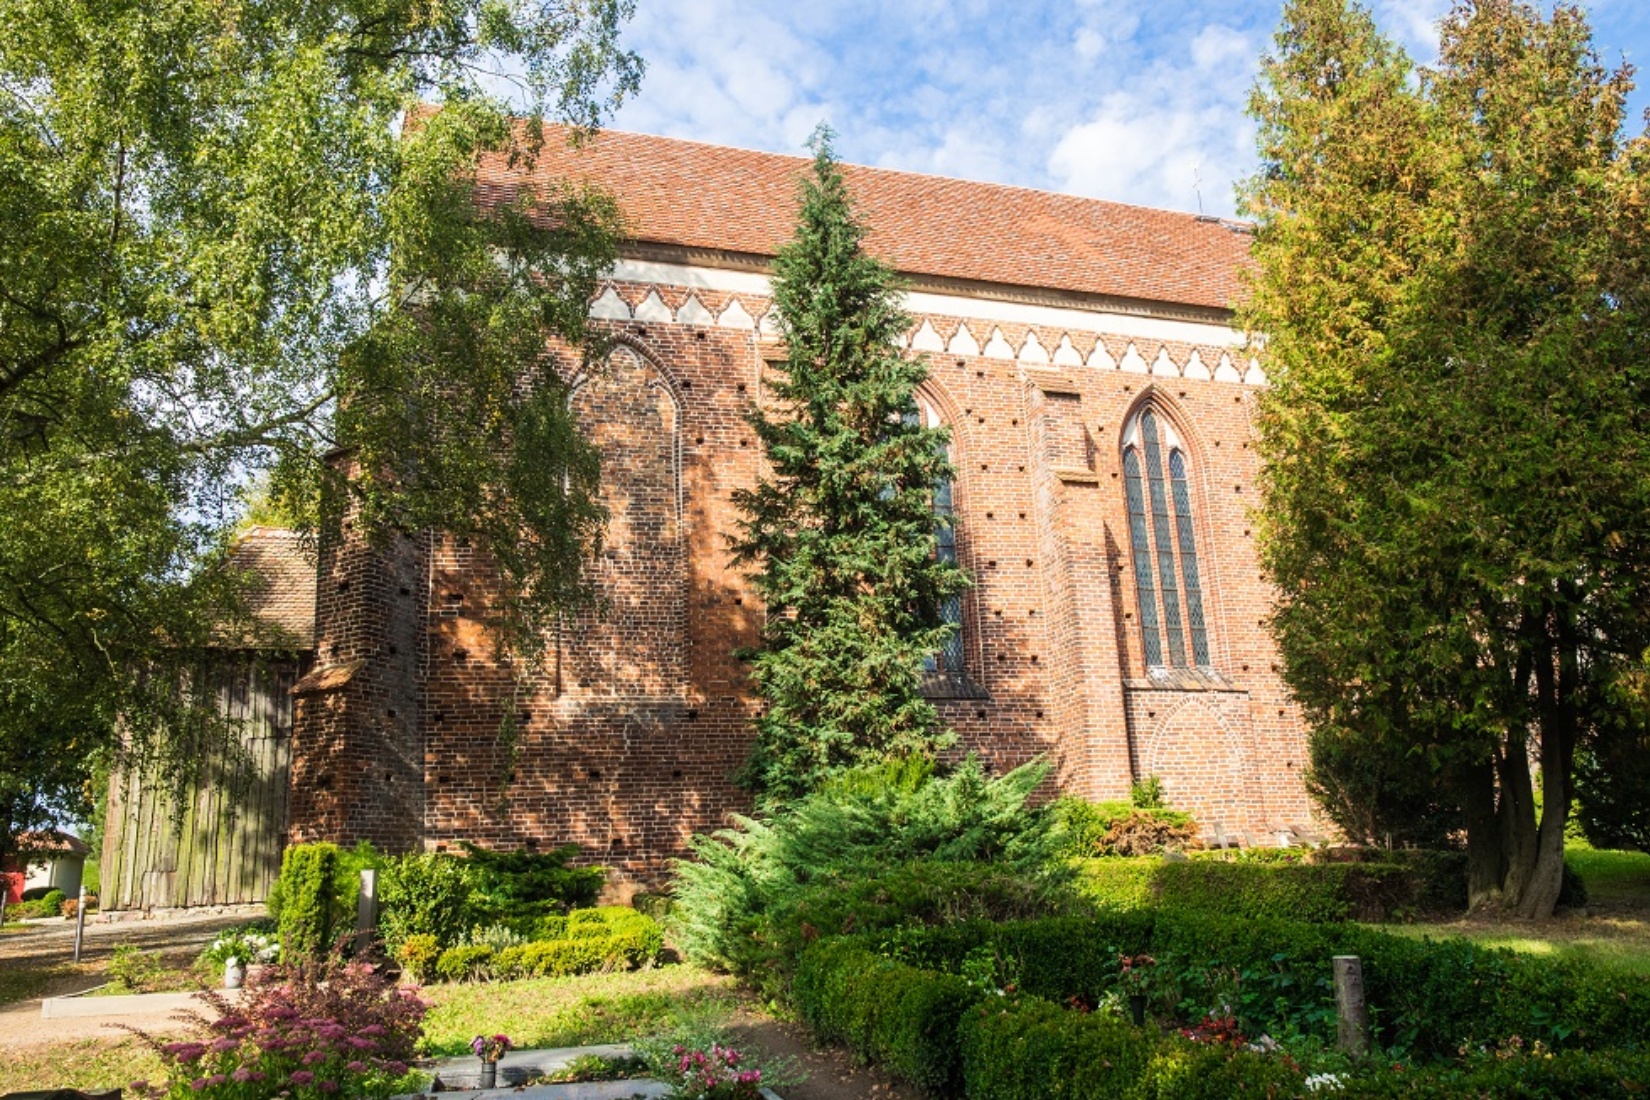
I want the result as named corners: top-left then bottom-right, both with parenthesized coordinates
top-left (794, 938), bottom-right (981, 1097)
top-left (959, 996), bottom-right (1156, 1100)
top-left (446, 907), bottom-right (663, 981)
top-left (375, 845), bottom-right (607, 953)
top-left (1051, 798), bottom-right (1199, 858)
top-left (131, 953), bottom-right (425, 1100)
top-left (434, 944), bottom-right (494, 982)
top-left (1073, 855), bottom-right (1461, 923)
top-left (108, 944), bottom-right (167, 992)
top-left (394, 933), bottom-right (441, 984)
top-left (670, 756), bottom-right (1062, 973)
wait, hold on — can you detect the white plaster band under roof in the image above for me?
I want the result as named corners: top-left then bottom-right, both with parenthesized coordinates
top-left (608, 258), bottom-right (1245, 350)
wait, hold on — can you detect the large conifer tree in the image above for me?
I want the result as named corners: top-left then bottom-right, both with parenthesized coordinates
top-left (1243, 0), bottom-right (1650, 916)
top-left (731, 130), bottom-right (968, 804)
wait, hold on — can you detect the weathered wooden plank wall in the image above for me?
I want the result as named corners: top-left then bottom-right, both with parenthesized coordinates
top-left (102, 661), bottom-right (295, 910)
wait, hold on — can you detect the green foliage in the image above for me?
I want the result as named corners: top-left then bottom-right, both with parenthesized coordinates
top-left (1070, 854), bottom-right (1464, 923)
top-left (435, 944), bottom-right (495, 983)
top-left (1244, 0), bottom-right (1650, 916)
top-left (376, 844), bottom-right (604, 953)
top-left (1574, 719), bottom-right (1650, 852)
top-left (1303, 729), bottom-right (1467, 850)
top-left (794, 939), bottom-right (981, 1097)
top-left (394, 933), bottom-right (441, 984)
top-left (107, 945), bottom-right (166, 993)
top-left (38, 889), bottom-right (65, 915)
top-left (428, 907), bottom-right (662, 983)
top-left (1050, 798), bottom-right (1198, 858)
top-left (959, 996), bottom-right (1156, 1100)
top-left (274, 843), bottom-right (342, 958)
top-left (0, 0), bottom-right (643, 867)
top-left (669, 756), bottom-right (1061, 973)
top-left (376, 852), bottom-right (478, 953)
top-left (458, 842), bottom-right (605, 926)
top-left (730, 130), bottom-right (968, 802)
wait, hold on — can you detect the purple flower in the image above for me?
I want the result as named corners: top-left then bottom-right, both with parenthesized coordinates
top-left (358, 1025), bottom-right (387, 1037)
top-left (318, 1081), bottom-right (339, 1093)
top-left (232, 1069), bottom-right (256, 1083)
top-left (206, 1075), bottom-right (228, 1087)
top-left (189, 1079), bottom-right (208, 1092)
top-left (302, 1051), bottom-right (328, 1066)
top-left (289, 1071), bottom-right (315, 1086)
top-left (381, 1061), bottom-right (408, 1076)
top-left (162, 1042), bottom-right (208, 1063)
top-left (345, 1061), bottom-right (368, 1073)
top-left (210, 1038), bottom-right (239, 1053)
top-left (346, 1036), bottom-right (377, 1051)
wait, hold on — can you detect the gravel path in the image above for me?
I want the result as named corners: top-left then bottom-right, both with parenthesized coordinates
top-left (0, 912), bottom-right (252, 1048)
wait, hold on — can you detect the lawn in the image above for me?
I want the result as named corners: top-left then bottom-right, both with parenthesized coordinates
top-left (1373, 844), bottom-right (1650, 976)
top-left (0, 1038), bottom-right (166, 1096)
top-left (0, 963), bottom-right (744, 1094)
top-left (419, 963), bottom-right (742, 1056)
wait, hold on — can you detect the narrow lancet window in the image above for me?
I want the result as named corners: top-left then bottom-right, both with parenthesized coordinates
top-left (1123, 406), bottom-right (1211, 671)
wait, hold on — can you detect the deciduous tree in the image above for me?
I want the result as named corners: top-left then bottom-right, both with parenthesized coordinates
top-left (0, 0), bottom-right (642, 859)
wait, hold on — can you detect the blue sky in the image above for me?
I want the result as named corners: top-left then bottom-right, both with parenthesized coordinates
top-left (609, 1), bottom-right (1650, 218)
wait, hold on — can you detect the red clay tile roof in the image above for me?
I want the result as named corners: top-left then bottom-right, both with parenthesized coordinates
top-left (225, 527), bottom-right (316, 650)
top-left (15, 830), bottom-right (91, 858)
top-left (474, 125), bottom-right (1252, 313)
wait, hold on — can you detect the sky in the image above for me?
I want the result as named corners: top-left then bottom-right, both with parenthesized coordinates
top-left (607, 0), bottom-right (1650, 219)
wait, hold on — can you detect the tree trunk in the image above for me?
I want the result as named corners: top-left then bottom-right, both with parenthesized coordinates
top-left (1463, 758), bottom-right (1504, 910)
top-left (1497, 739), bottom-right (1539, 908)
top-left (1516, 626), bottom-right (1578, 919)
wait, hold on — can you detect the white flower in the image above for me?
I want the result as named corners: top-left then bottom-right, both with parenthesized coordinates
top-left (1304, 1073), bottom-right (1345, 1093)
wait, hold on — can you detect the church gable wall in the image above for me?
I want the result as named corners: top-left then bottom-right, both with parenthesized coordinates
top-left (297, 259), bottom-right (1320, 890)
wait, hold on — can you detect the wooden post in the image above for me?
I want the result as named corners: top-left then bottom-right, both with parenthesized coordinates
top-left (1333, 955), bottom-right (1369, 1059)
top-left (355, 868), bottom-right (378, 954)
top-left (72, 885), bottom-right (87, 963)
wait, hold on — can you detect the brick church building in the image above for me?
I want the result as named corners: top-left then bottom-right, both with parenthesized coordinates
top-left (106, 125), bottom-right (1322, 905)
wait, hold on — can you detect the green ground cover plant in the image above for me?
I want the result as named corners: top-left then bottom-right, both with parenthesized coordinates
top-left (418, 906), bottom-right (664, 983)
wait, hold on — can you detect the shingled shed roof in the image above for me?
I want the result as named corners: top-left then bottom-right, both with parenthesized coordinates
top-left (474, 125), bottom-right (1253, 313)
top-left (225, 527), bottom-right (316, 650)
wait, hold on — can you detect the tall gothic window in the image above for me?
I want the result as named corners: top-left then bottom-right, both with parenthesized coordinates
top-left (1122, 407), bottom-right (1210, 669)
top-left (908, 397), bottom-right (965, 674)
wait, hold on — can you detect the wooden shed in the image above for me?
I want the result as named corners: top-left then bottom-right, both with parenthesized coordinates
top-left (100, 529), bottom-right (315, 911)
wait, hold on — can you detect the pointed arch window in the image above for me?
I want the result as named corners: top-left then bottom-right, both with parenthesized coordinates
top-left (1122, 407), bottom-right (1210, 669)
top-left (907, 396), bottom-right (966, 675)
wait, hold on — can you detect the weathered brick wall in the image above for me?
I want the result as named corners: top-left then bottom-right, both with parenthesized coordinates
top-left (289, 459), bottom-right (427, 853)
top-left (294, 280), bottom-right (1321, 889)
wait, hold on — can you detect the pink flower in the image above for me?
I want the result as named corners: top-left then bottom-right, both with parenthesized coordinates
top-left (232, 1069), bottom-right (255, 1082)
top-left (210, 1038), bottom-right (239, 1053)
top-left (189, 1079), bottom-right (207, 1092)
top-left (318, 1081), bottom-right (339, 1093)
top-left (162, 1042), bottom-right (208, 1063)
top-left (289, 1071), bottom-right (315, 1086)
top-left (358, 1025), bottom-right (387, 1037)
top-left (302, 1051), bottom-right (328, 1066)
top-left (381, 1061), bottom-right (408, 1076)
top-left (345, 1061), bottom-right (367, 1073)
top-left (206, 1075), bottom-right (227, 1087)
top-left (346, 1036), bottom-right (377, 1050)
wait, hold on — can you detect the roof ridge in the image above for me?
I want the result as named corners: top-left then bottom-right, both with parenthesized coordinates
top-left (554, 123), bottom-right (1235, 225)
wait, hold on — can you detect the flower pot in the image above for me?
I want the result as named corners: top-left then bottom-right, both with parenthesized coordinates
top-left (1129, 994), bottom-right (1147, 1028)
top-left (478, 1059), bottom-right (497, 1089)
top-left (224, 958), bottom-right (245, 990)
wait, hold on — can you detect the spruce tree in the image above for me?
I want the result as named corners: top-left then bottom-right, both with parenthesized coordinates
top-left (731, 129), bottom-right (968, 804)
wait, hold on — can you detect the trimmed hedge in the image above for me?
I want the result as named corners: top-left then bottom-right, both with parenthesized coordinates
top-left (785, 910), bottom-right (1650, 1100)
top-left (1073, 855), bottom-right (1466, 922)
top-left (794, 938), bottom-right (981, 1096)
top-left (885, 907), bottom-right (1650, 1060)
top-left (430, 906), bottom-right (663, 982)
